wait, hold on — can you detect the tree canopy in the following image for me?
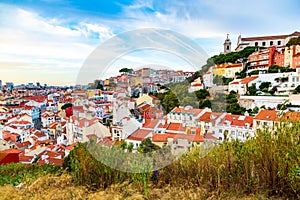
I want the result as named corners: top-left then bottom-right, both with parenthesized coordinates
top-left (268, 65), bottom-right (294, 73)
top-left (286, 36), bottom-right (300, 46)
top-left (61, 102), bottom-right (72, 110)
top-left (119, 68), bottom-right (133, 73)
top-left (138, 138), bottom-right (160, 153)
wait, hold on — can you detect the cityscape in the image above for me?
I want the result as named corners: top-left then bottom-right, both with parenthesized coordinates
top-left (1, 0), bottom-right (300, 199)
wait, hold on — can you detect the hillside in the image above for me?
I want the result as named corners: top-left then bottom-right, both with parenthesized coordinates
top-left (0, 120), bottom-right (299, 200)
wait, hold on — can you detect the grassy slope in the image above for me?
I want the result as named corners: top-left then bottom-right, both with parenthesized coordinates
top-left (0, 120), bottom-right (299, 199)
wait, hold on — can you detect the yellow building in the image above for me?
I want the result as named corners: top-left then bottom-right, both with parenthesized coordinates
top-left (213, 63), bottom-right (243, 78)
top-left (104, 79), bottom-right (110, 86)
top-left (136, 94), bottom-right (154, 106)
top-left (130, 77), bottom-right (143, 86)
top-left (86, 90), bottom-right (96, 98)
top-left (213, 64), bottom-right (226, 77)
top-left (284, 45), bottom-right (300, 68)
top-left (224, 63), bottom-right (243, 78)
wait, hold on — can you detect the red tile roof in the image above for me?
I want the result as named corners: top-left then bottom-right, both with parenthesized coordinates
top-left (166, 123), bottom-right (186, 132)
top-left (198, 112), bottom-right (223, 122)
top-left (281, 111), bottom-right (300, 121)
top-left (171, 107), bottom-right (203, 116)
top-left (127, 129), bottom-right (152, 141)
top-left (254, 110), bottom-right (279, 121)
top-left (0, 148), bottom-right (23, 154)
top-left (142, 119), bottom-right (160, 129)
top-left (240, 76), bottom-right (259, 84)
top-left (221, 114), bottom-right (253, 127)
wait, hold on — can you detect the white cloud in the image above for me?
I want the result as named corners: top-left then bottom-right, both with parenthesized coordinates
top-left (0, 4), bottom-right (116, 85)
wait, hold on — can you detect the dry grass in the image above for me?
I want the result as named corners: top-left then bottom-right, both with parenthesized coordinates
top-left (0, 175), bottom-right (280, 200)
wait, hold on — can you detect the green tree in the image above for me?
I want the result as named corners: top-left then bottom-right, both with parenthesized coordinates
top-left (268, 65), bottom-right (294, 73)
top-left (96, 81), bottom-right (103, 90)
top-left (227, 103), bottom-right (246, 115)
top-left (195, 89), bottom-right (210, 100)
top-left (286, 36), bottom-right (300, 46)
top-left (253, 106), bottom-right (259, 114)
top-left (105, 118), bottom-right (111, 127)
top-left (61, 102), bottom-right (72, 110)
top-left (120, 141), bottom-right (127, 150)
top-left (163, 91), bottom-right (179, 113)
top-left (259, 82), bottom-right (271, 91)
top-left (293, 85), bottom-right (300, 94)
top-left (213, 75), bottom-right (223, 85)
top-left (119, 68), bottom-right (133, 73)
top-left (127, 143), bottom-right (134, 152)
top-left (138, 138), bottom-right (160, 153)
top-left (248, 83), bottom-right (257, 95)
top-left (222, 77), bottom-right (234, 85)
top-left (199, 99), bottom-right (212, 108)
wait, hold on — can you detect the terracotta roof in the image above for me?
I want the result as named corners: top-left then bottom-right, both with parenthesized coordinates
top-left (254, 110), bottom-right (279, 121)
top-left (230, 81), bottom-right (240, 85)
top-left (152, 133), bottom-right (173, 142)
top-left (23, 96), bottom-right (47, 103)
top-left (127, 129), bottom-right (152, 141)
top-left (240, 76), bottom-right (259, 84)
top-left (225, 63), bottom-right (243, 68)
top-left (65, 142), bottom-right (78, 150)
top-left (198, 112), bottom-right (223, 122)
top-left (281, 111), bottom-right (300, 121)
top-left (166, 123), bottom-right (186, 132)
top-left (48, 157), bottom-right (64, 166)
top-left (191, 83), bottom-right (202, 87)
top-left (97, 137), bottom-right (113, 147)
top-left (221, 114), bottom-right (253, 127)
top-left (152, 131), bottom-right (204, 143)
top-left (0, 148), bottom-right (23, 154)
top-left (19, 155), bottom-right (34, 162)
top-left (142, 119), bottom-right (160, 129)
top-left (171, 107), bottom-right (203, 116)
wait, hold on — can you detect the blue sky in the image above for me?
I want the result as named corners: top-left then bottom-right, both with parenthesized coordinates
top-left (0, 0), bottom-right (300, 85)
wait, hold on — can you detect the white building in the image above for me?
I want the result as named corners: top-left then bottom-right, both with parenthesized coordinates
top-left (238, 96), bottom-right (289, 110)
top-left (236, 31), bottom-right (300, 51)
top-left (214, 114), bottom-right (254, 142)
top-left (203, 68), bottom-right (214, 88)
top-left (229, 76), bottom-right (259, 95)
top-left (167, 107), bottom-right (210, 127)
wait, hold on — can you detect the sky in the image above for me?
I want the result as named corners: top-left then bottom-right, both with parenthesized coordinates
top-left (0, 0), bottom-right (299, 86)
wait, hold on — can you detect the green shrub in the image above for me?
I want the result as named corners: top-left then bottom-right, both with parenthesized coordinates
top-left (0, 163), bottom-right (61, 186)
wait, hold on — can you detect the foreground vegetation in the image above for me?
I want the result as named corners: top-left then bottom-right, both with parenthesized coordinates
top-left (0, 120), bottom-right (300, 199)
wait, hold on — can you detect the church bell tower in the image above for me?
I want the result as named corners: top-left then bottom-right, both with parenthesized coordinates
top-left (224, 34), bottom-right (231, 54)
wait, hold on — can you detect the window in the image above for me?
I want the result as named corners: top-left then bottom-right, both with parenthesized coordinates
top-left (262, 42), bottom-right (266, 46)
top-left (255, 42), bottom-right (258, 46)
top-left (278, 41), bottom-right (281, 45)
top-left (226, 45), bottom-right (229, 50)
top-left (219, 129), bottom-right (222, 133)
top-left (270, 41), bottom-right (273, 46)
top-left (263, 122), bottom-right (268, 126)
